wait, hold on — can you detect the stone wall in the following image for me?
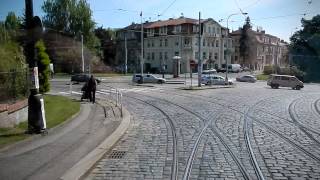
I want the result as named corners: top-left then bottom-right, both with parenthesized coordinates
top-left (0, 99), bottom-right (28, 128)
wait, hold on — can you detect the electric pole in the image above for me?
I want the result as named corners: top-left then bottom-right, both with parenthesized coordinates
top-left (125, 32), bottom-right (128, 74)
top-left (25, 0), bottom-right (47, 134)
top-left (140, 11), bottom-right (144, 83)
top-left (81, 34), bottom-right (84, 73)
top-left (197, 12), bottom-right (202, 87)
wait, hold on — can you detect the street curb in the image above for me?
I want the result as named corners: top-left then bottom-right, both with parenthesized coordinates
top-left (0, 96), bottom-right (82, 153)
top-left (60, 104), bottom-right (131, 180)
top-left (178, 85), bottom-right (236, 90)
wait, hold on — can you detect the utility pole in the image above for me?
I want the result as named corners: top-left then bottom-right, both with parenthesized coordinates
top-left (25, 0), bottom-right (46, 134)
top-left (125, 32), bottom-right (128, 74)
top-left (197, 12), bottom-right (202, 87)
top-left (81, 34), bottom-right (84, 73)
top-left (140, 12), bottom-right (144, 76)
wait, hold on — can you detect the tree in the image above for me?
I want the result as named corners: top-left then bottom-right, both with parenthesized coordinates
top-left (239, 17), bottom-right (253, 67)
top-left (5, 12), bottom-right (20, 31)
top-left (35, 40), bottom-right (51, 93)
top-left (42, 0), bottom-right (99, 50)
top-left (290, 15), bottom-right (320, 82)
top-left (94, 27), bottom-right (117, 64)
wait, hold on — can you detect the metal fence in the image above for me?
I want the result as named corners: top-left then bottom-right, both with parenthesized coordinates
top-left (0, 69), bottom-right (29, 103)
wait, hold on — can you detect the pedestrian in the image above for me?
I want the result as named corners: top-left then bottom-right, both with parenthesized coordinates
top-left (87, 75), bottom-right (97, 103)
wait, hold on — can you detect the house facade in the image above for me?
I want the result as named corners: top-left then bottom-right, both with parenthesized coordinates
top-left (230, 28), bottom-right (288, 71)
top-left (116, 17), bottom-right (232, 74)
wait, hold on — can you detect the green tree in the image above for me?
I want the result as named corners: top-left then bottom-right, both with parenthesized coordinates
top-left (290, 15), bottom-right (320, 82)
top-left (42, 0), bottom-right (99, 50)
top-left (239, 17), bottom-right (253, 67)
top-left (5, 12), bottom-right (20, 31)
top-left (35, 40), bottom-right (51, 93)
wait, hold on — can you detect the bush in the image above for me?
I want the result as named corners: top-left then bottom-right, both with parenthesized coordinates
top-left (35, 40), bottom-right (51, 93)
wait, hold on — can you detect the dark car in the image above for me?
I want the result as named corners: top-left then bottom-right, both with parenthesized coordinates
top-left (236, 75), bottom-right (257, 83)
top-left (71, 74), bottom-right (101, 83)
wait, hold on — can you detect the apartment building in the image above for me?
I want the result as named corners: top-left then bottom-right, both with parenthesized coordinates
top-left (143, 17), bottom-right (231, 74)
top-left (116, 16), bottom-right (232, 74)
top-left (230, 28), bottom-right (288, 71)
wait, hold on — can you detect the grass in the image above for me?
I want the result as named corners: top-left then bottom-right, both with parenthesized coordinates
top-left (0, 95), bottom-right (80, 149)
top-left (256, 74), bottom-right (269, 81)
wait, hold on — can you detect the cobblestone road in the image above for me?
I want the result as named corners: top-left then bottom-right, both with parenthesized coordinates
top-left (86, 81), bottom-right (320, 180)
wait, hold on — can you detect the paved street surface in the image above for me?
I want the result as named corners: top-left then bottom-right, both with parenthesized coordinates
top-left (75, 75), bottom-right (320, 180)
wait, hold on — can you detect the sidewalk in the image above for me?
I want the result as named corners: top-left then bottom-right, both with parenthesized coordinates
top-left (0, 99), bottom-right (130, 180)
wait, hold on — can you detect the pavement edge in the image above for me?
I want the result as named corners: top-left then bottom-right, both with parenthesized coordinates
top-left (60, 105), bottom-right (131, 180)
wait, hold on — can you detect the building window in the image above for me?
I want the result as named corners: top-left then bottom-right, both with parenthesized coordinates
top-left (214, 52), bottom-right (218, 60)
top-left (213, 27), bottom-right (216, 34)
top-left (151, 40), bottom-right (154, 47)
top-left (235, 56), bottom-right (238, 61)
top-left (216, 40), bottom-right (219, 47)
top-left (195, 52), bottom-right (198, 59)
top-left (160, 39), bottom-right (162, 47)
top-left (211, 41), bottom-right (214, 47)
top-left (165, 39), bottom-right (168, 46)
top-left (207, 41), bottom-right (210, 47)
top-left (208, 27), bottom-right (211, 34)
top-left (203, 52), bottom-right (207, 59)
top-left (184, 38), bottom-right (190, 45)
top-left (147, 41), bottom-right (150, 47)
top-left (224, 41), bottom-right (227, 48)
top-left (175, 41), bottom-right (179, 46)
top-left (160, 52), bottom-right (163, 60)
top-left (165, 52), bottom-right (168, 59)
top-left (175, 51), bottom-right (179, 56)
top-left (203, 39), bottom-right (206, 46)
top-left (209, 52), bottom-right (212, 59)
top-left (147, 53), bottom-right (150, 60)
top-left (151, 52), bottom-right (155, 60)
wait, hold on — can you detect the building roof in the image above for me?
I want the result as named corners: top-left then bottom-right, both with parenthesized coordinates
top-left (145, 17), bottom-right (203, 28)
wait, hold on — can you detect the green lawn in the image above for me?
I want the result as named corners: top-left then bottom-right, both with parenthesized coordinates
top-left (0, 95), bottom-right (80, 148)
top-left (256, 74), bottom-right (269, 81)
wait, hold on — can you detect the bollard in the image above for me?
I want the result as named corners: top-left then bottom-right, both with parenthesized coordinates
top-left (116, 89), bottom-right (118, 107)
top-left (70, 80), bottom-right (72, 95)
top-left (120, 93), bottom-right (123, 117)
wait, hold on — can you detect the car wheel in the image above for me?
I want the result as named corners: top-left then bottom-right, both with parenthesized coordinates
top-left (295, 85), bottom-right (301, 90)
top-left (157, 80), bottom-right (163, 84)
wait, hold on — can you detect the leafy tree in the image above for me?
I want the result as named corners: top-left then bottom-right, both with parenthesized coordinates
top-left (5, 12), bottom-right (20, 31)
top-left (42, 0), bottom-right (99, 50)
top-left (35, 40), bottom-right (51, 93)
top-left (239, 17), bottom-right (253, 67)
top-left (290, 15), bottom-right (320, 82)
top-left (94, 27), bottom-right (117, 64)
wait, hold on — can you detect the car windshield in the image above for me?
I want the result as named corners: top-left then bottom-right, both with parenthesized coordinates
top-left (3, 1), bottom-right (319, 180)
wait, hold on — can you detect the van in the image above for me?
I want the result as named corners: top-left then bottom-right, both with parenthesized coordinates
top-left (228, 64), bottom-right (241, 73)
top-left (267, 74), bottom-right (304, 90)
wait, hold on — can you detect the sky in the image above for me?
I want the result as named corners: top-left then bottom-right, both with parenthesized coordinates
top-left (0, 0), bottom-right (319, 42)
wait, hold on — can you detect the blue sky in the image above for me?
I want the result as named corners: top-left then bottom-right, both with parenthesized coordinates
top-left (0, 0), bottom-right (319, 41)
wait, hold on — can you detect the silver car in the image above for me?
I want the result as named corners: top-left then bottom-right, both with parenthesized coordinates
top-left (236, 75), bottom-right (257, 83)
top-left (132, 74), bottom-right (166, 84)
top-left (201, 75), bottom-right (233, 85)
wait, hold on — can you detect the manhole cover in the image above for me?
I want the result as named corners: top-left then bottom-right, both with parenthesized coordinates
top-left (108, 150), bottom-right (126, 159)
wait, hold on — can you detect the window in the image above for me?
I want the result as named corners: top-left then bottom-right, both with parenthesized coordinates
top-left (281, 76), bottom-right (290, 80)
top-left (214, 52), bottom-right (218, 60)
top-left (203, 39), bottom-right (206, 46)
top-left (184, 38), bottom-right (190, 45)
top-left (224, 41), bottom-right (227, 48)
top-left (151, 52), bottom-right (155, 60)
top-left (175, 51), bottom-right (179, 56)
top-left (211, 41), bottom-right (214, 47)
top-left (213, 27), bottom-right (216, 34)
top-left (195, 52), bottom-right (199, 59)
top-left (160, 39), bottom-right (162, 47)
top-left (147, 53), bottom-right (150, 60)
top-left (175, 41), bottom-right (179, 46)
top-left (151, 40), bottom-right (154, 47)
top-left (208, 27), bottom-right (211, 34)
top-left (165, 39), bottom-right (168, 46)
top-left (235, 56), bottom-right (238, 61)
top-left (159, 52), bottom-right (163, 60)
top-left (207, 41), bottom-right (210, 47)
top-left (216, 40), bottom-right (219, 47)
top-left (203, 52), bottom-right (207, 59)
top-left (209, 52), bottom-right (212, 59)
top-left (147, 41), bottom-right (150, 47)
top-left (165, 52), bottom-right (168, 59)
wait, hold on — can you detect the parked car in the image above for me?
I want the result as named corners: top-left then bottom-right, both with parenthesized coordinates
top-left (71, 74), bottom-right (101, 84)
top-left (229, 64), bottom-right (241, 73)
top-left (202, 69), bottom-right (217, 76)
top-left (236, 75), bottom-right (257, 83)
top-left (267, 74), bottom-right (303, 90)
top-left (132, 74), bottom-right (166, 84)
top-left (201, 75), bottom-right (233, 85)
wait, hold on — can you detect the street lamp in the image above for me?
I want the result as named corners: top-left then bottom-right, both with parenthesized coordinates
top-left (225, 12), bottom-right (248, 82)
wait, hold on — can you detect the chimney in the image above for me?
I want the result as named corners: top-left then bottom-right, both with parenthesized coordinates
top-left (261, 30), bottom-right (265, 34)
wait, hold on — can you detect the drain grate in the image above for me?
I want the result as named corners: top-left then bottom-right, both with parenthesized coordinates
top-left (108, 150), bottom-right (126, 159)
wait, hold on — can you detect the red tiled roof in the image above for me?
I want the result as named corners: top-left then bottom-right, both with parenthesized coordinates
top-left (145, 17), bottom-right (200, 28)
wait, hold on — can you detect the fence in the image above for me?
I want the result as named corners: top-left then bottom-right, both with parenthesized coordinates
top-left (0, 69), bottom-right (29, 103)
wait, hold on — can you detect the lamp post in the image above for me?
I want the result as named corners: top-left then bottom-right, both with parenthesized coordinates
top-left (225, 12), bottom-right (247, 83)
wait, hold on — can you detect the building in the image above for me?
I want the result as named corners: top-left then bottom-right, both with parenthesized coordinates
top-left (230, 27), bottom-right (288, 71)
top-left (116, 17), bottom-right (232, 74)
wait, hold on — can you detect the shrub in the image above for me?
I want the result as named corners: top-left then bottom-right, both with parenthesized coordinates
top-left (35, 40), bottom-right (51, 93)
